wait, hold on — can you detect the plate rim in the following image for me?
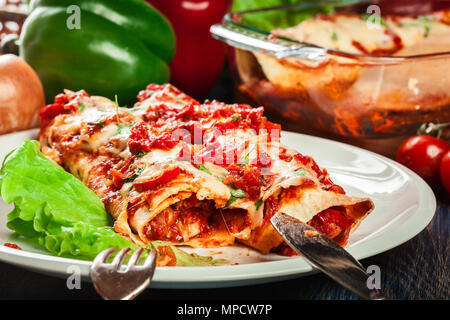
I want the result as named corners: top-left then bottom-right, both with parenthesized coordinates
top-left (0, 129), bottom-right (436, 286)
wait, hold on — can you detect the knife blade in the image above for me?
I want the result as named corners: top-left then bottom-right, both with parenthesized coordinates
top-left (271, 212), bottom-right (386, 300)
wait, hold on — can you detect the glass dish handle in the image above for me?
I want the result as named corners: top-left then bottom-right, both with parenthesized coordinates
top-left (210, 21), bottom-right (327, 62)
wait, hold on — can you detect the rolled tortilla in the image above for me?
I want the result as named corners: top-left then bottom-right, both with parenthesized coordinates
top-left (39, 84), bottom-right (374, 255)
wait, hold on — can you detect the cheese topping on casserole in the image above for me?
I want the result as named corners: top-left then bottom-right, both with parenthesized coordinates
top-left (273, 11), bottom-right (450, 56)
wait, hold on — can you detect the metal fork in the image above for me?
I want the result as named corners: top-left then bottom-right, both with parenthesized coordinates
top-left (90, 248), bottom-right (157, 300)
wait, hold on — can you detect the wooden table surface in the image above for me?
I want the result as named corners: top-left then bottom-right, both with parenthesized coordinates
top-left (0, 79), bottom-right (448, 300)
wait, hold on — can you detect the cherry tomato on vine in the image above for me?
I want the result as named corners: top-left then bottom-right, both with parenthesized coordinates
top-left (440, 150), bottom-right (450, 193)
top-left (396, 135), bottom-right (450, 186)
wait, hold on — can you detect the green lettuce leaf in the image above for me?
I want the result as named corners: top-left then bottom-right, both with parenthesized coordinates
top-left (0, 140), bottom-right (227, 265)
top-left (232, 0), bottom-right (355, 33)
top-left (0, 140), bottom-right (136, 259)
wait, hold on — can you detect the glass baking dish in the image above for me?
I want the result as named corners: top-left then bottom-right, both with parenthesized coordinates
top-left (211, 0), bottom-right (450, 157)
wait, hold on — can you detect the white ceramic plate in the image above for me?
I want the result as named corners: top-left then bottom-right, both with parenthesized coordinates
top-left (0, 129), bottom-right (436, 288)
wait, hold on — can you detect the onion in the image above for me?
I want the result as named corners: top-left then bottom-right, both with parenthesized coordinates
top-left (0, 54), bottom-right (45, 134)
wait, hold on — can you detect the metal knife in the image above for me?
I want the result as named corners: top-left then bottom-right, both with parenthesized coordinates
top-left (271, 212), bottom-right (386, 300)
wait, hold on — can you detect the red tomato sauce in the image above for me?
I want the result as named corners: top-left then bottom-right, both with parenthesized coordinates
top-left (40, 90), bottom-right (89, 128)
top-left (128, 122), bottom-right (178, 154)
top-left (4, 243), bottom-right (21, 250)
top-left (133, 167), bottom-right (182, 192)
top-left (223, 165), bottom-right (263, 201)
top-left (129, 100), bottom-right (282, 199)
top-left (308, 206), bottom-right (355, 245)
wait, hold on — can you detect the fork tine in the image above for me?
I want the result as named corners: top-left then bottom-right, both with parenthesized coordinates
top-left (92, 248), bottom-right (116, 268)
top-left (143, 249), bottom-right (157, 268)
top-left (128, 248), bottom-right (144, 266)
top-left (91, 247), bottom-right (158, 300)
top-left (111, 247), bottom-right (131, 269)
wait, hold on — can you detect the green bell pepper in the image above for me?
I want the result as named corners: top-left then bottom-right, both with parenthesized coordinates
top-left (21, 0), bottom-right (175, 104)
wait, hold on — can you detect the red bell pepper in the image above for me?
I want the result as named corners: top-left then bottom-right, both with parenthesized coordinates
top-left (147, 0), bottom-right (231, 98)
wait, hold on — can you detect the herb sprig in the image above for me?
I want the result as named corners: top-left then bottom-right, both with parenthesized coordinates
top-left (121, 167), bottom-right (145, 183)
top-left (254, 198), bottom-right (263, 210)
top-left (114, 95), bottom-right (134, 135)
top-left (223, 187), bottom-right (246, 209)
top-left (199, 164), bottom-right (212, 175)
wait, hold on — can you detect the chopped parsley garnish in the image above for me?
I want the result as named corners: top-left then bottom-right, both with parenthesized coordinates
top-left (400, 16), bottom-right (431, 37)
top-left (417, 15), bottom-right (431, 23)
top-left (244, 152), bottom-right (251, 164)
top-left (231, 114), bottom-right (241, 121)
top-left (117, 123), bottom-right (126, 134)
top-left (79, 102), bottom-right (86, 112)
top-left (114, 94), bottom-right (134, 135)
top-left (331, 32), bottom-right (338, 41)
top-left (424, 25), bottom-right (430, 37)
top-left (121, 167), bottom-right (144, 183)
top-left (98, 122), bottom-right (106, 128)
top-left (240, 149), bottom-right (252, 167)
top-left (223, 188), bottom-right (246, 209)
top-left (417, 16), bottom-right (431, 37)
top-left (255, 198), bottom-right (263, 210)
top-left (117, 122), bottom-right (134, 135)
top-left (294, 168), bottom-right (306, 176)
top-left (223, 197), bottom-right (237, 209)
top-left (199, 164), bottom-right (212, 175)
top-left (114, 94), bottom-right (129, 130)
top-left (361, 14), bottom-right (387, 27)
top-left (125, 106), bottom-right (146, 114)
top-left (137, 151), bottom-right (148, 157)
top-left (230, 188), bottom-right (246, 198)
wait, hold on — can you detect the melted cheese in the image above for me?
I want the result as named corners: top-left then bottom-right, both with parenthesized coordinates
top-left (274, 12), bottom-right (450, 56)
